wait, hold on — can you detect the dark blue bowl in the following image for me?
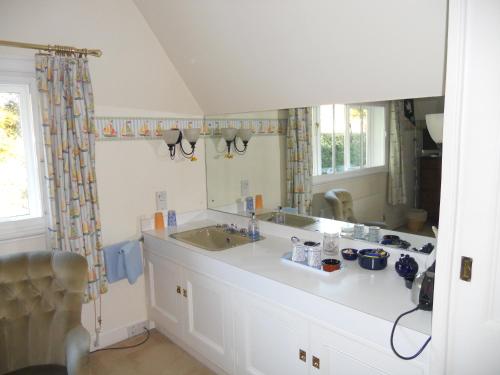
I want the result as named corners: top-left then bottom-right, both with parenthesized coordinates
top-left (341, 248), bottom-right (358, 261)
top-left (358, 249), bottom-right (390, 270)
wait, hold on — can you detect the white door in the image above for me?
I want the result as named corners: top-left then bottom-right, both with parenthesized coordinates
top-left (182, 267), bottom-right (234, 373)
top-left (233, 290), bottom-right (309, 375)
top-left (432, 0), bottom-right (500, 374)
top-left (145, 252), bottom-right (183, 338)
top-left (309, 323), bottom-right (424, 375)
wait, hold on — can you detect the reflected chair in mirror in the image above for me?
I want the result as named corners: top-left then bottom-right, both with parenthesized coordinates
top-left (0, 251), bottom-right (90, 375)
top-left (312, 189), bottom-right (386, 228)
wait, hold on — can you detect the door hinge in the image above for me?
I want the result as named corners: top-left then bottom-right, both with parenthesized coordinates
top-left (182, 288), bottom-right (187, 298)
top-left (299, 349), bottom-right (306, 362)
top-left (460, 256), bottom-right (473, 282)
top-left (176, 285), bottom-right (181, 294)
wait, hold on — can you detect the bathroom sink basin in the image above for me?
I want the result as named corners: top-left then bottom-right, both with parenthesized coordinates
top-left (256, 212), bottom-right (317, 228)
top-left (170, 225), bottom-right (259, 251)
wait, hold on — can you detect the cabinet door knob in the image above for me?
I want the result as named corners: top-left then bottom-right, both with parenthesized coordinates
top-left (176, 285), bottom-right (181, 294)
top-left (183, 288), bottom-right (187, 298)
top-left (312, 356), bottom-right (320, 369)
top-left (299, 349), bottom-right (306, 362)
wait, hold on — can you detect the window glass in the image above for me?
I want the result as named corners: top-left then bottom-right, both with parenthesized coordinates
top-left (334, 104), bottom-right (345, 172)
top-left (319, 105), bottom-right (333, 175)
top-left (0, 86), bottom-right (41, 221)
top-left (313, 103), bottom-right (386, 177)
top-left (348, 106), bottom-right (368, 170)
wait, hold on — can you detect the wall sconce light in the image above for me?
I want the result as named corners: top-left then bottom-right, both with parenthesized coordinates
top-left (163, 128), bottom-right (201, 161)
top-left (221, 128), bottom-right (252, 159)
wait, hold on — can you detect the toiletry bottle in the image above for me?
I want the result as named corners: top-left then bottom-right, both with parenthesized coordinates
top-left (248, 212), bottom-right (260, 241)
top-left (276, 206), bottom-right (285, 224)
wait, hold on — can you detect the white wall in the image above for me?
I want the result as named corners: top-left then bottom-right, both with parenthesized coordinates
top-left (0, 0), bottom-right (202, 117)
top-left (0, 0), bottom-right (205, 347)
top-left (205, 109), bottom-right (289, 120)
top-left (134, 0), bottom-right (447, 114)
top-left (85, 140), bottom-right (206, 343)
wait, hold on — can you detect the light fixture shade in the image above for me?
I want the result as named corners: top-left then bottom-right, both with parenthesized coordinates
top-left (221, 127), bottom-right (238, 142)
top-left (425, 113), bottom-right (444, 144)
top-left (237, 128), bottom-right (252, 142)
top-left (163, 129), bottom-right (181, 145)
top-left (183, 128), bottom-right (201, 143)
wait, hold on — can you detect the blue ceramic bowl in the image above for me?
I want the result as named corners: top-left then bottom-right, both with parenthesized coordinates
top-left (358, 249), bottom-right (390, 270)
top-left (341, 248), bottom-right (358, 261)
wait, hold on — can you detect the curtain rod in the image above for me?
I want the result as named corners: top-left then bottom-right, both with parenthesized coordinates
top-left (0, 39), bottom-right (102, 57)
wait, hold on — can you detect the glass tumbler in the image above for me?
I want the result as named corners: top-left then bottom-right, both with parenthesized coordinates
top-left (291, 237), bottom-right (306, 262)
top-left (305, 241), bottom-right (322, 268)
top-left (322, 232), bottom-right (340, 258)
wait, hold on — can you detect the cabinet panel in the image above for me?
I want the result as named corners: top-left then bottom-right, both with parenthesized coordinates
top-left (182, 268), bottom-right (234, 373)
top-left (146, 253), bottom-right (183, 338)
top-left (310, 323), bottom-right (425, 375)
top-left (234, 291), bottom-right (309, 375)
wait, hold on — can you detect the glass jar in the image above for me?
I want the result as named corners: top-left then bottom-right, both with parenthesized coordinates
top-left (305, 241), bottom-right (322, 268)
top-left (322, 232), bottom-right (340, 258)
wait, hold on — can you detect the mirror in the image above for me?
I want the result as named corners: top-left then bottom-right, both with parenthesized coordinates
top-left (205, 97), bottom-right (444, 247)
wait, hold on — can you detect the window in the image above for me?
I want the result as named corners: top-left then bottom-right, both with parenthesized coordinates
top-left (312, 103), bottom-right (387, 178)
top-left (0, 79), bottom-right (43, 238)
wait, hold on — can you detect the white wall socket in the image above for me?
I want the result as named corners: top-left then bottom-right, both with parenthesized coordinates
top-left (241, 179), bottom-right (249, 197)
top-left (127, 320), bottom-right (149, 338)
top-left (155, 191), bottom-right (167, 211)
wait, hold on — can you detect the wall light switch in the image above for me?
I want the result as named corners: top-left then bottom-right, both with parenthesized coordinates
top-left (156, 191), bottom-right (167, 211)
top-left (241, 179), bottom-right (249, 197)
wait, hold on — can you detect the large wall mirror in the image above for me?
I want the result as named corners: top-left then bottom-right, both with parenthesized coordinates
top-left (205, 97), bottom-right (444, 243)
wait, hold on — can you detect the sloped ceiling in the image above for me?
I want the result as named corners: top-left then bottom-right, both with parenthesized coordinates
top-left (134, 0), bottom-right (447, 115)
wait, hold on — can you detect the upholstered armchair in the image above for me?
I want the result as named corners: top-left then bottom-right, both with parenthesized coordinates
top-left (319, 188), bottom-right (386, 228)
top-left (0, 251), bottom-right (90, 375)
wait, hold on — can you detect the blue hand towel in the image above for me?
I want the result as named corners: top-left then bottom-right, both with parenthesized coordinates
top-left (120, 240), bottom-right (143, 284)
top-left (103, 241), bottom-right (128, 283)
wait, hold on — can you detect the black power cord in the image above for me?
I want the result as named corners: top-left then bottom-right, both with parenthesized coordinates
top-left (92, 328), bottom-right (150, 353)
top-left (390, 307), bottom-right (432, 360)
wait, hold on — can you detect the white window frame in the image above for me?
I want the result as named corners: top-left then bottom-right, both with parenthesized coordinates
top-left (0, 57), bottom-right (46, 240)
top-left (312, 102), bottom-right (389, 185)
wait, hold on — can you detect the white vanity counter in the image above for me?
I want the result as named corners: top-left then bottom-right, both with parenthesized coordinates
top-left (143, 210), bottom-right (433, 375)
top-left (145, 219), bottom-right (432, 335)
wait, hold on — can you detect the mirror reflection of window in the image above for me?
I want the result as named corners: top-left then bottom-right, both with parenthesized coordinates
top-left (314, 103), bottom-right (386, 176)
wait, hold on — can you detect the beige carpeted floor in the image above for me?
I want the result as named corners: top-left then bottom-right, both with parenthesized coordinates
top-left (90, 330), bottom-right (214, 375)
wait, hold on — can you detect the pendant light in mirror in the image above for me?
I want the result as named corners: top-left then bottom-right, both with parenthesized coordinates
top-left (221, 128), bottom-right (252, 158)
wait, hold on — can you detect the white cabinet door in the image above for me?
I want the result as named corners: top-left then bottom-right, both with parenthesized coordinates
top-left (145, 252), bottom-right (183, 339)
top-left (182, 268), bottom-right (234, 374)
top-left (234, 291), bottom-right (309, 375)
top-left (309, 323), bottom-right (425, 375)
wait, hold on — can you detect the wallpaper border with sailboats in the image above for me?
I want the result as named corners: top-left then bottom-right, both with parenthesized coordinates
top-left (95, 117), bottom-right (288, 141)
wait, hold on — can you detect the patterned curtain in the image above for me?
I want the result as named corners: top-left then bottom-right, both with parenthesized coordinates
top-left (36, 54), bottom-right (107, 302)
top-left (387, 101), bottom-right (407, 205)
top-left (286, 108), bottom-right (313, 215)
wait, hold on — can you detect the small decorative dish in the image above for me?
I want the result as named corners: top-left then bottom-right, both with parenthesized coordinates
top-left (322, 259), bottom-right (341, 272)
top-left (358, 249), bottom-right (390, 270)
top-left (341, 248), bottom-right (358, 261)
top-left (380, 235), bottom-right (411, 249)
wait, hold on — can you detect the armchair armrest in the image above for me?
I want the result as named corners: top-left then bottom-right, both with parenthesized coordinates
top-left (65, 325), bottom-right (90, 375)
top-left (361, 220), bottom-right (387, 229)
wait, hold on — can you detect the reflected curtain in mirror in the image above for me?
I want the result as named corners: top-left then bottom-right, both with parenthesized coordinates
top-left (36, 54), bottom-right (107, 302)
top-left (387, 101), bottom-right (407, 205)
top-left (286, 108), bottom-right (313, 214)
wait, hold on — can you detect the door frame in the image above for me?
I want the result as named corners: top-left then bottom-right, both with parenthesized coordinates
top-left (431, 0), bottom-right (500, 373)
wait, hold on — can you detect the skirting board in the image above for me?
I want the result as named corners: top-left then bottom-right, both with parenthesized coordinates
top-left (89, 319), bottom-right (155, 352)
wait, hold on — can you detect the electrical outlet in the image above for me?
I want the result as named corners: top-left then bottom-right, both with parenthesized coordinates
top-left (241, 179), bottom-right (249, 197)
top-left (127, 320), bottom-right (149, 338)
top-left (155, 191), bottom-right (167, 211)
